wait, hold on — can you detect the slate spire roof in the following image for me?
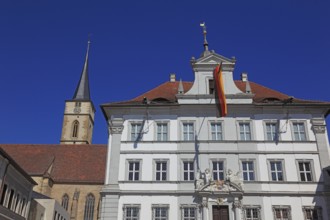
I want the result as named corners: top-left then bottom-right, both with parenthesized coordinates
top-left (73, 40), bottom-right (91, 100)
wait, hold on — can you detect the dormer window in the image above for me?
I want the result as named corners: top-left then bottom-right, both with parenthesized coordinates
top-left (208, 79), bottom-right (214, 94)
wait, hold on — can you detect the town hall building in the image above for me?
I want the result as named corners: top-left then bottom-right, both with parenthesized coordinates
top-left (100, 25), bottom-right (330, 220)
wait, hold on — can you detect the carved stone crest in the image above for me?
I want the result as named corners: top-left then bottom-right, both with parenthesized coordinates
top-left (195, 168), bottom-right (243, 192)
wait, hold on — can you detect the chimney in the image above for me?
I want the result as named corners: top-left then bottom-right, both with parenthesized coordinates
top-left (241, 72), bottom-right (248, 82)
top-left (170, 73), bottom-right (176, 82)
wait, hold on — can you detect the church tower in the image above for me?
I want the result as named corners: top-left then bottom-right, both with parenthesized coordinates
top-left (60, 40), bottom-right (95, 144)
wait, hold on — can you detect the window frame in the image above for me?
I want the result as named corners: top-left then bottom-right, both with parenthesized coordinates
top-left (291, 121), bottom-right (308, 141)
top-left (61, 193), bottom-right (69, 211)
top-left (210, 159), bottom-right (226, 181)
top-left (268, 160), bottom-right (286, 182)
top-left (182, 160), bottom-right (195, 181)
top-left (243, 205), bottom-right (261, 220)
top-left (241, 160), bottom-right (256, 182)
top-left (152, 205), bottom-right (169, 220)
top-left (154, 159), bottom-right (169, 181)
top-left (180, 205), bottom-right (198, 220)
top-left (263, 120), bottom-right (280, 141)
top-left (126, 160), bottom-right (142, 181)
top-left (296, 160), bottom-right (314, 182)
top-left (237, 120), bottom-right (253, 141)
top-left (209, 121), bottom-right (223, 141)
top-left (272, 206), bottom-right (291, 220)
top-left (302, 206), bottom-right (322, 220)
top-left (155, 121), bottom-right (170, 141)
top-left (129, 121), bottom-right (144, 142)
top-left (83, 193), bottom-right (95, 220)
top-left (123, 204), bottom-right (141, 220)
top-left (71, 120), bottom-right (79, 138)
top-left (207, 78), bottom-right (215, 95)
top-left (181, 121), bottom-right (195, 141)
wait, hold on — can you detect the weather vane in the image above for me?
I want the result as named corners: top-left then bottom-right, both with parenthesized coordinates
top-left (200, 22), bottom-right (209, 51)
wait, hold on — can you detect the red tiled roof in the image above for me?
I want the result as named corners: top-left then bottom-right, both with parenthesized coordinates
top-left (0, 144), bottom-right (107, 184)
top-left (104, 80), bottom-right (329, 105)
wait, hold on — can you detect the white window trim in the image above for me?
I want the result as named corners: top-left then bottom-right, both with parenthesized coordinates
top-left (302, 206), bottom-right (323, 220)
top-left (180, 204), bottom-right (198, 220)
top-left (242, 205), bottom-right (261, 220)
top-left (152, 204), bottom-right (169, 220)
top-left (295, 159), bottom-right (315, 182)
top-left (210, 159), bottom-right (226, 181)
top-left (126, 159), bottom-right (142, 181)
top-left (181, 121), bottom-right (196, 141)
top-left (236, 120), bottom-right (254, 141)
top-left (267, 159), bottom-right (286, 182)
top-left (272, 205), bottom-right (292, 220)
top-left (181, 160), bottom-right (195, 181)
top-left (155, 121), bottom-right (170, 141)
top-left (123, 204), bottom-right (141, 220)
top-left (263, 120), bottom-right (281, 141)
top-left (153, 159), bottom-right (169, 181)
top-left (208, 120), bottom-right (224, 141)
top-left (206, 77), bottom-right (214, 95)
top-left (129, 121), bottom-right (144, 142)
top-left (290, 120), bottom-right (309, 141)
top-left (240, 159), bottom-right (257, 182)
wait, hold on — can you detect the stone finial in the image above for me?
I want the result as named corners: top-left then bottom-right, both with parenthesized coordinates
top-left (178, 79), bottom-right (184, 94)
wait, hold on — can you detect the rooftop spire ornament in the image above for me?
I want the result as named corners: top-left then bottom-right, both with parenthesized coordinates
top-left (200, 22), bottom-right (211, 57)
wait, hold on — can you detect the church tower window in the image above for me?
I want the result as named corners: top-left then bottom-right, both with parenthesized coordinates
top-left (72, 121), bottom-right (79, 138)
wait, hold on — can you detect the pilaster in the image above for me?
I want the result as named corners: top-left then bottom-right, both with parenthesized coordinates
top-left (101, 117), bottom-right (124, 220)
top-left (311, 118), bottom-right (330, 177)
top-left (311, 118), bottom-right (330, 220)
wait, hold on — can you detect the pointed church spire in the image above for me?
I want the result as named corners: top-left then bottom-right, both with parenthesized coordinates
top-left (200, 22), bottom-right (211, 57)
top-left (73, 39), bottom-right (91, 100)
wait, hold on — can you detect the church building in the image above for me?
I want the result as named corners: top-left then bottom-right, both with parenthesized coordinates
top-left (100, 25), bottom-right (330, 220)
top-left (1, 40), bottom-right (106, 220)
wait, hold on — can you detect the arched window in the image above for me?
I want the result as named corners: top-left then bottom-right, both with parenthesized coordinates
top-left (83, 193), bottom-right (95, 220)
top-left (72, 121), bottom-right (79, 138)
top-left (61, 194), bottom-right (69, 211)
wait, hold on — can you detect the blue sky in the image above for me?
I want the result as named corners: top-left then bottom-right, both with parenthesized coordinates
top-left (0, 0), bottom-right (329, 144)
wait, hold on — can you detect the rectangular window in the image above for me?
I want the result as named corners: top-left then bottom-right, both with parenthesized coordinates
top-left (273, 207), bottom-right (291, 220)
top-left (131, 123), bottom-right (142, 141)
top-left (270, 161), bottom-right (284, 181)
top-left (157, 123), bottom-right (168, 141)
top-left (244, 207), bottom-right (260, 220)
top-left (211, 122), bottom-right (222, 140)
top-left (155, 161), bottom-right (168, 181)
top-left (239, 122), bottom-right (251, 141)
top-left (303, 207), bottom-right (322, 220)
top-left (298, 161), bottom-right (313, 182)
top-left (242, 161), bottom-right (255, 181)
top-left (212, 161), bottom-right (224, 180)
top-left (292, 122), bottom-right (307, 141)
top-left (183, 161), bottom-right (194, 181)
top-left (128, 161), bottom-right (140, 181)
top-left (152, 207), bottom-right (168, 220)
top-left (266, 122), bottom-right (278, 141)
top-left (124, 205), bottom-right (140, 220)
top-left (182, 207), bottom-right (196, 220)
top-left (183, 122), bottom-right (194, 141)
top-left (209, 79), bottom-right (214, 94)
